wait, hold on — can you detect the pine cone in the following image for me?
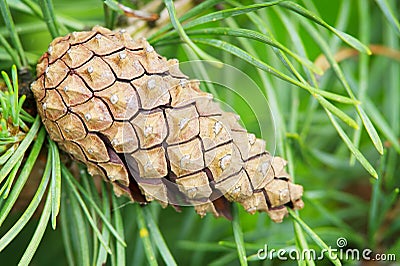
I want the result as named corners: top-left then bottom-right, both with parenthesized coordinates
top-left (30, 26), bottom-right (303, 222)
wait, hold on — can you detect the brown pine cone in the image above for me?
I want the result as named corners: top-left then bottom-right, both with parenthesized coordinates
top-left (30, 26), bottom-right (303, 222)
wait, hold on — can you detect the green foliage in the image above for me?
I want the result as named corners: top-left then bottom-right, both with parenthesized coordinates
top-left (0, 0), bottom-right (399, 265)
